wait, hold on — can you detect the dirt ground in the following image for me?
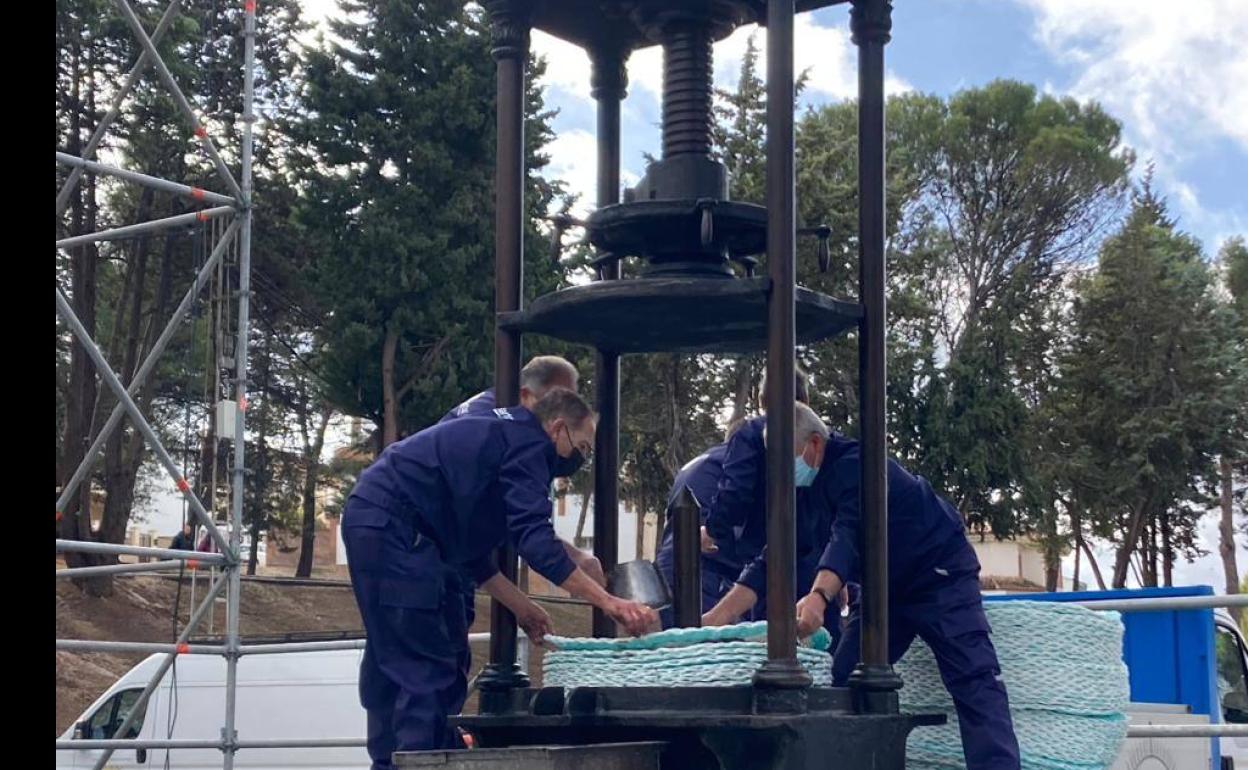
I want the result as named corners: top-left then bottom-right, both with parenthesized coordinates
top-left (55, 567), bottom-right (590, 734)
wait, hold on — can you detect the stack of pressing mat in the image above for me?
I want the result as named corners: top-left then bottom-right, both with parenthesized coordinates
top-left (897, 601), bottom-right (1130, 770)
top-left (542, 621), bottom-right (833, 688)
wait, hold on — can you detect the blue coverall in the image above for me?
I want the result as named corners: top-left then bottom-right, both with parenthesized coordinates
top-left (342, 406), bottom-right (576, 768)
top-left (435, 388), bottom-right (499, 685)
top-left (701, 416), bottom-right (771, 614)
top-left (656, 438), bottom-right (851, 634)
top-left (738, 433), bottom-right (1021, 770)
top-left (652, 444), bottom-right (750, 628)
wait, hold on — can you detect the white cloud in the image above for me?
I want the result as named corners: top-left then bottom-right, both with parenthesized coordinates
top-left (1018, 0), bottom-right (1248, 160)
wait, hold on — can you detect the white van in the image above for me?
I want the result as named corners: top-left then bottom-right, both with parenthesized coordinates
top-left (1215, 609), bottom-right (1248, 769)
top-left (56, 648), bottom-right (369, 769)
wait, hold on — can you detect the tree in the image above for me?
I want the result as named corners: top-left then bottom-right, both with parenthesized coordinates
top-left (1217, 236), bottom-right (1248, 617)
top-left (1058, 185), bottom-right (1243, 587)
top-left (906, 81), bottom-right (1132, 540)
top-left (296, 0), bottom-right (564, 445)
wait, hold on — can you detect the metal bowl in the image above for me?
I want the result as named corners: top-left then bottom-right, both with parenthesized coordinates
top-left (607, 559), bottom-right (673, 611)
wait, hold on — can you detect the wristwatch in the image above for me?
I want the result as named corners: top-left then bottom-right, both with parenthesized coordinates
top-left (810, 586), bottom-right (834, 606)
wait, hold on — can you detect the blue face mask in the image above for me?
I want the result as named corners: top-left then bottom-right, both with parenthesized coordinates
top-left (794, 454), bottom-right (819, 487)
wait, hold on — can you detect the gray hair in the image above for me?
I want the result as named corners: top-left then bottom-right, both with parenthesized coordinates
top-left (520, 356), bottom-right (579, 396)
top-left (760, 403), bottom-right (830, 451)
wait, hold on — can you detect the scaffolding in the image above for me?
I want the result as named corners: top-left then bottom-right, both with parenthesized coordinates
top-left (50, 0), bottom-right (368, 766)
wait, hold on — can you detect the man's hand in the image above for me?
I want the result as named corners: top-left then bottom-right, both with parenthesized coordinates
top-left (700, 526), bottom-right (719, 554)
top-left (608, 598), bottom-right (658, 637)
top-left (515, 600), bottom-right (554, 645)
top-left (796, 592), bottom-right (827, 638)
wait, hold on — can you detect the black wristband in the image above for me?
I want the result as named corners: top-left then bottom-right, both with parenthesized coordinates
top-left (810, 586), bottom-right (834, 607)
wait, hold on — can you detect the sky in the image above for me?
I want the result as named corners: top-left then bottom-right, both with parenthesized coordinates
top-left (138, 0), bottom-right (1245, 591)
top-left (300, 0), bottom-right (1248, 251)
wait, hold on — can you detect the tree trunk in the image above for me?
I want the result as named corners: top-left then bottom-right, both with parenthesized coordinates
top-left (574, 492), bottom-right (592, 548)
top-left (1221, 456), bottom-right (1242, 622)
top-left (381, 322), bottom-right (399, 447)
top-left (1161, 509), bottom-right (1173, 588)
top-left (1078, 534), bottom-right (1107, 590)
top-left (1073, 540), bottom-right (1081, 592)
top-left (296, 406), bottom-right (333, 578)
top-left (99, 189), bottom-right (154, 552)
top-left (1112, 492), bottom-right (1155, 588)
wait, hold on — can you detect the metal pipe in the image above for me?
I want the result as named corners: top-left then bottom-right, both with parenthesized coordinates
top-left (56, 539), bottom-right (227, 565)
top-left (110, 0), bottom-right (243, 202)
top-left (88, 572), bottom-right (228, 770)
top-left (754, 0), bottom-right (808, 695)
top-left (63, 739), bottom-right (225, 751)
top-left (56, 639), bottom-right (225, 655)
top-left (54, 289), bottom-right (231, 555)
top-left (1069, 594), bottom-right (1248, 612)
top-left (479, 1), bottom-right (531, 702)
top-left (56, 206), bottom-right (234, 249)
top-left (590, 46), bottom-right (626, 638)
top-left (847, 0), bottom-right (900, 711)
top-left (672, 486), bottom-right (702, 628)
top-left (57, 153), bottom-right (235, 207)
top-left (56, 218), bottom-right (240, 532)
top-left (56, 559), bottom-right (200, 579)
top-left (236, 738), bottom-right (369, 749)
top-left (55, 0), bottom-right (182, 218)
top-left (223, 1), bottom-right (257, 763)
top-left (1126, 725), bottom-right (1248, 738)
top-left (234, 633), bottom-right (492, 655)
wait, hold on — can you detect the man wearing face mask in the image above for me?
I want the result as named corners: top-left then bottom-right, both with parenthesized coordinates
top-left (342, 388), bottom-right (657, 766)
top-left (439, 355), bottom-right (603, 633)
top-left (700, 368), bottom-right (816, 621)
top-left (702, 403), bottom-right (1019, 770)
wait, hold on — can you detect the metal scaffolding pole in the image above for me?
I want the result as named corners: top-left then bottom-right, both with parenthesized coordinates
top-left (56, 218), bottom-right (241, 521)
top-left (57, 152), bottom-right (235, 206)
top-left (56, 539), bottom-right (228, 565)
top-left (110, 0), bottom-right (243, 201)
top-left (56, 639), bottom-right (226, 655)
top-left (56, 206), bottom-right (234, 249)
top-left (55, 289), bottom-right (232, 555)
top-left (54, 0), bottom-right (182, 218)
top-left (56, 559), bottom-right (203, 579)
top-left (1071, 594), bottom-right (1248, 613)
top-left (60, 737), bottom-right (372, 751)
top-left (56, 3), bottom-right (254, 769)
top-left (235, 633), bottom-right (491, 656)
top-left (222, 1), bottom-right (256, 763)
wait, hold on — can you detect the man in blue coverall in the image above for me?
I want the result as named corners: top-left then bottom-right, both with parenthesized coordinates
top-left (438, 356), bottom-right (604, 684)
top-left (702, 403), bottom-right (1020, 770)
top-left (652, 422), bottom-right (738, 629)
top-left (341, 388), bottom-right (657, 767)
